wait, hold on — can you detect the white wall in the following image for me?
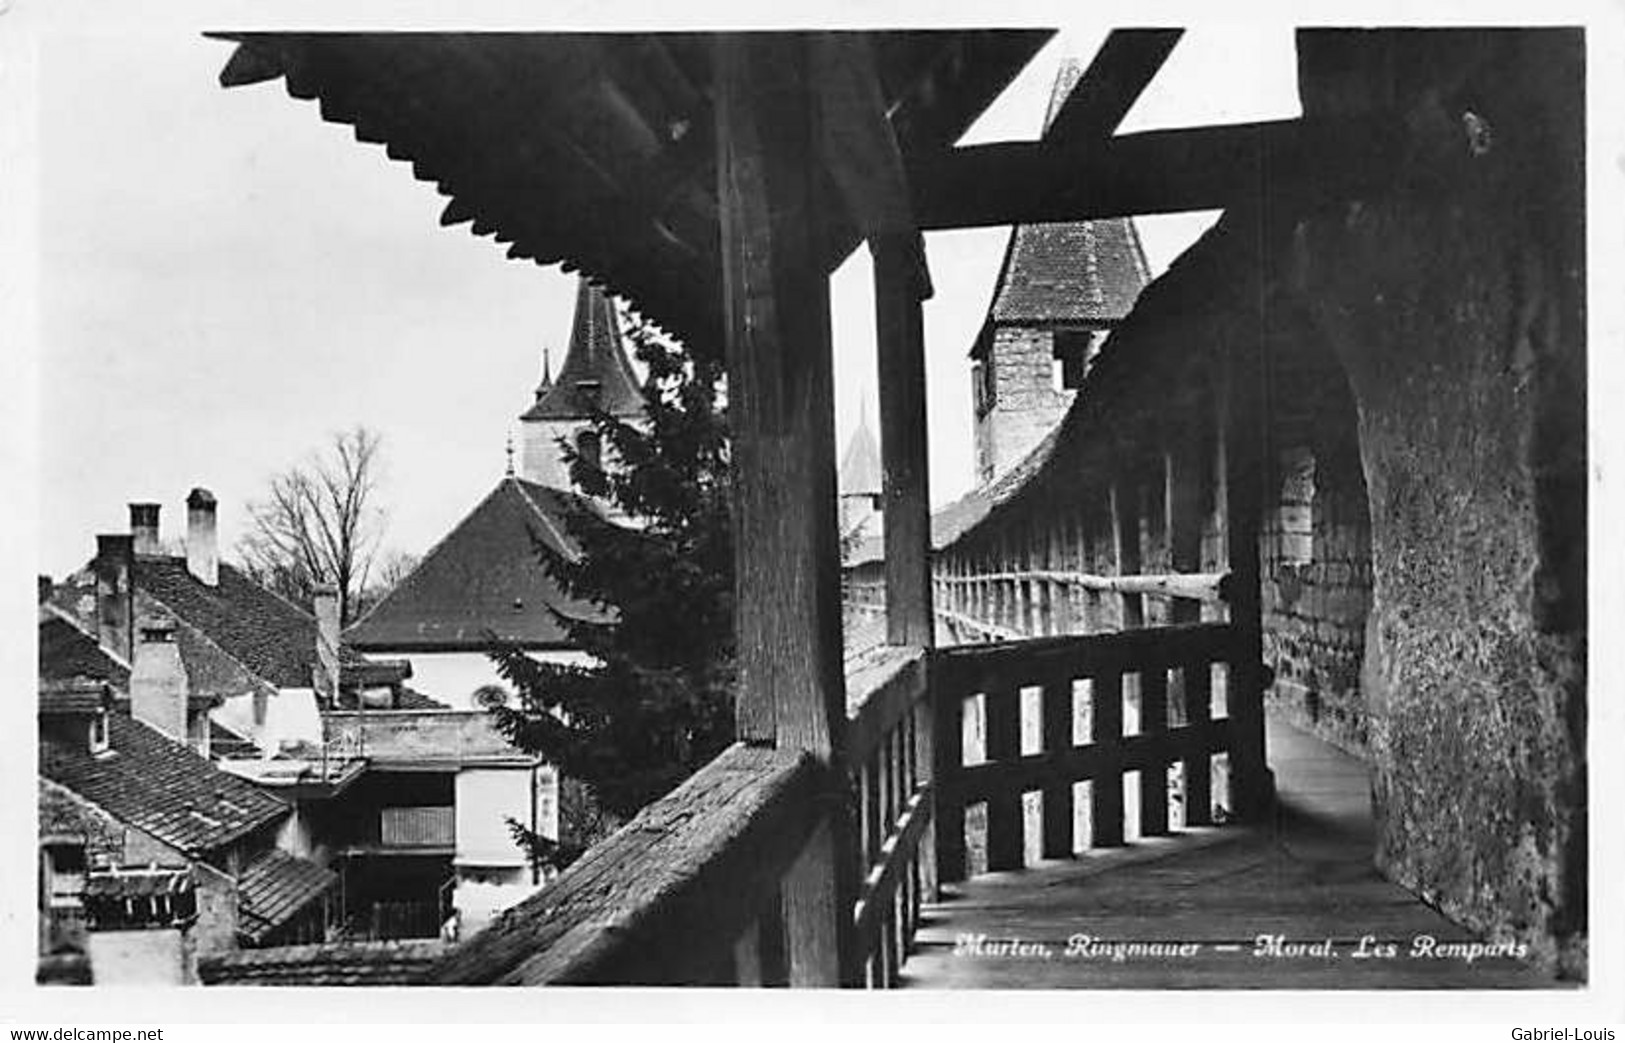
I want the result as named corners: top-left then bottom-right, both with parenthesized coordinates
top-left (400, 650), bottom-right (594, 710)
top-left (454, 766), bottom-right (555, 868)
top-left (209, 686), bottom-right (322, 754)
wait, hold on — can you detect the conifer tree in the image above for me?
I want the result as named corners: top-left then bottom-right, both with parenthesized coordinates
top-left (486, 315), bottom-right (734, 866)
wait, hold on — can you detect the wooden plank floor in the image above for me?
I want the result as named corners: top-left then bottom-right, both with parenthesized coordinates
top-left (901, 716), bottom-right (1558, 989)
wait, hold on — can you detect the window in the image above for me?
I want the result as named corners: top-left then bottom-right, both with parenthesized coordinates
top-left (1052, 329), bottom-right (1096, 390)
top-left (472, 684), bottom-right (510, 710)
top-left (88, 711), bottom-right (110, 755)
top-left (44, 843), bottom-right (87, 906)
top-left (972, 358), bottom-right (997, 417)
top-left (575, 429), bottom-right (602, 471)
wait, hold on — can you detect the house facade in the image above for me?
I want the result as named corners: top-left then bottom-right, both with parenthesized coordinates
top-left (37, 679), bottom-right (335, 983)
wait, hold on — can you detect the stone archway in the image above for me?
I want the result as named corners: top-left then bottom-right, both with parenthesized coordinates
top-left (1280, 29), bottom-right (1586, 977)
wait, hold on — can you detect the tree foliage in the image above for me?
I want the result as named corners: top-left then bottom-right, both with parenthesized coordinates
top-left (236, 426), bottom-right (386, 626)
top-left (487, 315), bottom-right (734, 844)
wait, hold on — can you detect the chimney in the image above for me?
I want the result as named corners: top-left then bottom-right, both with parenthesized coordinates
top-left (313, 583), bottom-right (340, 706)
top-left (129, 503), bottom-right (162, 556)
top-left (37, 574), bottom-right (52, 605)
top-left (131, 615), bottom-right (188, 743)
top-left (93, 535), bottom-right (135, 662)
top-left (185, 488), bottom-right (218, 587)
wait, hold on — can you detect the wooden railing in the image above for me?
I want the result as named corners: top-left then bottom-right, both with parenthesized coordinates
top-left (428, 619), bottom-right (1256, 987)
top-left (932, 622), bottom-right (1237, 878)
top-left (845, 646), bottom-right (933, 987)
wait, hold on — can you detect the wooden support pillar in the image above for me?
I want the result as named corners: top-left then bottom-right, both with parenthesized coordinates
top-left (1090, 671), bottom-right (1126, 847)
top-left (873, 235), bottom-right (934, 649)
top-left (1040, 672), bottom-right (1075, 858)
top-left (715, 34), bottom-right (855, 985)
top-left (983, 685), bottom-right (1023, 871)
top-left (1221, 322), bottom-right (1274, 821)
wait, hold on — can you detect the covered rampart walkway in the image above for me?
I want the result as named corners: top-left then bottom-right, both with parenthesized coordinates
top-left (903, 717), bottom-right (1550, 988)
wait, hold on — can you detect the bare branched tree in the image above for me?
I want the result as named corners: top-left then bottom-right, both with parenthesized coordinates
top-left (237, 427), bottom-right (386, 625)
top-left (352, 548), bottom-right (421, 620)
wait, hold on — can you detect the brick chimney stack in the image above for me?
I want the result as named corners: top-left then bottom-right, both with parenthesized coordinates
top-left (313, 583), bottom-right (341, 706)
top-left (129, 503), bottom-right (162, 556)
top-left (93, 534), bottom-right (135, 662)
top-left (131, 615), bottom-right (188, 744)
top-left (185, 488), bottom-right (219, 587)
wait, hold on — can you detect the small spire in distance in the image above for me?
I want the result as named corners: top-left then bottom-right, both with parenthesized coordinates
top-left (504, 430), bottom-right (516, 477)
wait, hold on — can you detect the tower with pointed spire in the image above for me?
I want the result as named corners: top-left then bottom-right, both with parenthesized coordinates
top-left (838, 398), bottom-right (885, 554)
top-left (970, 59), bottom-right (1152, 487)
top-left (517, 276), bottom-right (645, 489)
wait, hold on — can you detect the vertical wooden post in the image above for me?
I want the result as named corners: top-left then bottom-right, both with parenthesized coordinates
top-left (933, 670), bottom-right (967, 885)
top-left (715, 34), bottom-right (855, 986)
top-left (1221, 324), bottom-right (1274, 821)
top-left (1090, 670), bottom-right (1126, 847)
top-left (1110, 479), bottom-right (1144, 629)
top-left (1040, 672), bottom-right (1075, 858)
top-left (874, 234), bottom-right (935, 649)
top-left (983, 684), bottom-right (1023, 871)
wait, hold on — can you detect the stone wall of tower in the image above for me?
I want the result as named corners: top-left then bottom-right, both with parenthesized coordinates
top-left (973, 327), bottom-right (1075, 486)
top-left (518, 418), bottom-right (584, 490)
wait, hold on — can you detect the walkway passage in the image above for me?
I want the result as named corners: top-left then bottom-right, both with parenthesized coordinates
top-left (902, 717), bottom-right (1556, 988)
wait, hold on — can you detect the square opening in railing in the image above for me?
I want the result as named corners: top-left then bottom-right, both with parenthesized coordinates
top-left (964, 801), bottom-right (989, 878)
top-left (962, 693), bottom-right (987, 765)
top-left (1123, 770), bottom-right (1142, 843)
top-left (1072, 780), bottom-right (1092, 852)
top-left (1072, 678), bottom-right (1094, 745)
top-left (1167, 667), bottom-right (1190, 729)
top-left (1122, 673), bottom-right (1143, 737)
top-left (1167, 762), bottom-right (1186, 831)
top-left (1019, 686), bottom-right (1043, 755)
top-left (1022, 790), bottom-right (1043, 866)
top-left (1211, 751), bottom-right (1233, 824)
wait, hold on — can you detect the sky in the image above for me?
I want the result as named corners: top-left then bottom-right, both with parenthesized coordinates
top-left (31, 23), bottom-right (1302, 580)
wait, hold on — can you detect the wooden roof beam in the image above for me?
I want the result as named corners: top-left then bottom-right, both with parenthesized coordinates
top-left (909, 115), bottom-right (1401, 229)
top-left (1045, 29), bottom-right (1183, 143)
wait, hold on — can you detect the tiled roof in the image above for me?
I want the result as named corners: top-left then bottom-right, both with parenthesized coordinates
top-left (237, 849), bottom-right (337, 944)
top-left (132, 557), bottom-right (339, 689)
top-left (393, 686), bottom-right (448, 710)
top-left (38, 607), bottom-right (130, 688)
top-left (346, 477), bottom-right (605, 651)
top-left (982, 218), bottom-right (1152, 332)
top-left (198, 940), bottom-right (447, 986)
top-left (519, 278), bottom-right (643, 422)
top-left (40, 714), bottom-right (288, 857)
top-left (975, 62), bottom-right (1151, 336)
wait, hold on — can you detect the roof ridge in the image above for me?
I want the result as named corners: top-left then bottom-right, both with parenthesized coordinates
top-left (507, 478), bottom-right (580, 565)
top-left (345, 481), bottom-right (514, 636)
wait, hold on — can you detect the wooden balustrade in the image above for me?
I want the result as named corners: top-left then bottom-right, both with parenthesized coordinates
top-left (931, 622), bottom-right (1243, 883)
top-left (933, 569), bottom-right (1230, 605)
top-left (431, 622), bottom-right (1249, 987)
top-left (846, 646), bottom-right (934, 987)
